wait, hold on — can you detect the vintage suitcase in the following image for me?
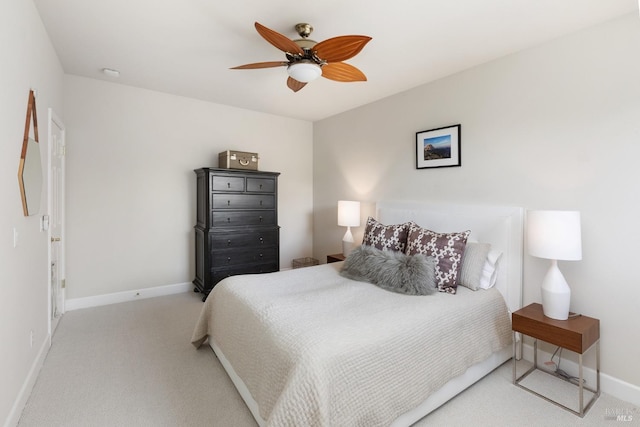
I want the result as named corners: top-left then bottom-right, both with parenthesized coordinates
top-left (218, 150), bottom-right (259, 170)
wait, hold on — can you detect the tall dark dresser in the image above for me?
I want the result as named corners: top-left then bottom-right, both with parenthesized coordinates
top-left (193, 167), bottom-right (280, 300)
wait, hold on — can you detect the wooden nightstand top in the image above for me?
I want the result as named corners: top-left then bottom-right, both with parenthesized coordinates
top-left (327, 253), bottom-right (346, 263)
top-left (512, 303), bottom-right (599, 354)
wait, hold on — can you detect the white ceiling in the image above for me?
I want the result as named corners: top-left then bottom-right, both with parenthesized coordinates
top-left (34, 0), bottom-right (637, 122)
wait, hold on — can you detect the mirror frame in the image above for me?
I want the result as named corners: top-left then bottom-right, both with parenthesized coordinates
top-left (17, 89), bottom-right (40, 216)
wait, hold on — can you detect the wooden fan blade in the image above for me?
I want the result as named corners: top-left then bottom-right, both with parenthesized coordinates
top-left (287, 77), bottom-right (307, 92)
top-left (321, 62), bottom-right (367, 82)
top-left (313, 35), bottom-right (372, 62)
top-left (255, 22), bottom-right (304, 55)
top-left (231, 61), bottom-right (288, 70)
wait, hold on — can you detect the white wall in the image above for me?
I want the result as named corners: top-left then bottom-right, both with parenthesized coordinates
top-left (63, 76), bottom-right (313, 299)
top-left (313, 14), bottom-right (640, 396)
top-left (0, 1), bottom-right (64, 425)
top-left (3, 4), bottom-right (636, 424)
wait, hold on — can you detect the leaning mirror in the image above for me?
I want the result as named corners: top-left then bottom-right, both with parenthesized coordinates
top-left (18, 90), bottom-right (42, 216)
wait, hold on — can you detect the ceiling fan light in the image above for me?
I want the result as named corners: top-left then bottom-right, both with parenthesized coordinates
top-left (287, 62), bottom-right (322, 83)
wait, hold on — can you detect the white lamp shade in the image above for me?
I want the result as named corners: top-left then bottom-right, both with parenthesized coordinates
top-left (287, 62), bottom-right (322, 83)
top-left (337, 201), bottom-right (361, 227)
top-left (527, 210), bottom-right (582, 261)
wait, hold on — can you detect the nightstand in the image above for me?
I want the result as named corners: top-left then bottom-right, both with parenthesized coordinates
top-left (512, 303), bottom-right (600, 417)
top-left (326, 253), bottom-right (346, 263)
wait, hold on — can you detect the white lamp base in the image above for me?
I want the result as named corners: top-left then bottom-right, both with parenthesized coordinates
top-left (540, 259), bottom-right (571, 320)
top-left (342, 226), bottom-right (355, 257)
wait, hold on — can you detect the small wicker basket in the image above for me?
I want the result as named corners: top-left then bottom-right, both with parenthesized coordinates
top-left (292, 257), bottom-right (319, 269)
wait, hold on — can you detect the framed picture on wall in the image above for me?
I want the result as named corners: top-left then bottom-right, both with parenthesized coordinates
top-left (415, 124), bottom-right (461, 169)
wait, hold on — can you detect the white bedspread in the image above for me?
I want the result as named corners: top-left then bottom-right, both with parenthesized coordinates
top-left (192, 262), bottom-right (512, 426)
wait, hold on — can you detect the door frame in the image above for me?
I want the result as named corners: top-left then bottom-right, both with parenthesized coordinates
top-left (47, 108), bottom-right (66, 340)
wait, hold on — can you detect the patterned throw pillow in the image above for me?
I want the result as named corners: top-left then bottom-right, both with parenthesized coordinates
top-left (361, 217), bottom-right (410, 253)
top-left (406, 224), bottom-right (471, 294)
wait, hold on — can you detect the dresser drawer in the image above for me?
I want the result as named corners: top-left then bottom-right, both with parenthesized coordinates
top-left (211, 262), bottom-right (279, 284)
top-left (212, 247), bottom-right (278, 267)
top-left (247, 177), bottom-right (276, 193)
top-left (211, 175), bottom-right (245, 192)
top-left (212, 194), bottom-right (275, 210)
top-left (210, 229), bottom-right (278, 249)
top-left (211, 210), bottom-right (276, 227)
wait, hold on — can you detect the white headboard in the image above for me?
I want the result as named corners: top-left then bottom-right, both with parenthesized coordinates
top-left (376, 201), bottom-right (524, 314)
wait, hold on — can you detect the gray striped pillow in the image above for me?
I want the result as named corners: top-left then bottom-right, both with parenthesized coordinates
top-left (457, 242), bottom-right (492, 291)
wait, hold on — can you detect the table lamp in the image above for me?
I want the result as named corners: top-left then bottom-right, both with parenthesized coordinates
top-left (527, 210), bottom-right (582, 320)
top-left (338, 200), bottom-right (360, 257)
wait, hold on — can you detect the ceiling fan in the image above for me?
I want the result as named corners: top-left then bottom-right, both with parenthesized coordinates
top-left (231, 22), bottom-right (372, 92)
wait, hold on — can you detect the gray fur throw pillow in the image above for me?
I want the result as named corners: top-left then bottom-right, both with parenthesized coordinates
top-left (340, 245), bottom-right (437, 295)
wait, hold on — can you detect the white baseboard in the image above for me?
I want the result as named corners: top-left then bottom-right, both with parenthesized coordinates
top-left (4, 334), bottom-right (50, 427)
top-left (601, 372), bottom-right (640, 409)
top-left (65, 282), bottom-right (192, 311)
top-left (522, 343), bottom-right (640, 407)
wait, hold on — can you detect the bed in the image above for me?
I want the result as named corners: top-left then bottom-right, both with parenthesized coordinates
top-left (192, 201), bottom-right (524, 426)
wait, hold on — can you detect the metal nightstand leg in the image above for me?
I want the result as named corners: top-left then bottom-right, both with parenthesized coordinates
top-left (513, 335), bottom-right (600, 417)
top-left (579, 352), bottom-right (584, 414)
top-left (512, 332), bottom-right (537, 385)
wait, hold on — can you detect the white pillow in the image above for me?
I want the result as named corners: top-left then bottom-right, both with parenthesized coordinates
top-left (478, 249), bottom-right (503, 289)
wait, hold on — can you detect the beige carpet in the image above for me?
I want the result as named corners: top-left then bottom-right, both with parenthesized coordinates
top-left (18, 292), bottom-right (639, 426)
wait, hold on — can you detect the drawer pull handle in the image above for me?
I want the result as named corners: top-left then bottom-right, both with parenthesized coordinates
top-left (227, 200), bottom-right (231, 206)
top-left (260, 200), bottom-right (263, 206)
top-left (227, 257), bottom-right (231, 263)
top-left (227, 217), bottom-right (231, 223)
top-left (227, 182), bottom-right (230, 188)
top-left (259, 184), bottom-right (263, 190)
top-left (259, 253), bottom-right (263, 258)
top-left (259, 237), bottom-right (264, 243)
top-left (227, 239), bottom-right (231, 246)
top-left (259, 216), bottom-right (263, 222)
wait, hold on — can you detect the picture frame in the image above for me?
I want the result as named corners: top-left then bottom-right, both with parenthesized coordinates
top-left (415, 124), bottom-right (461, 169)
